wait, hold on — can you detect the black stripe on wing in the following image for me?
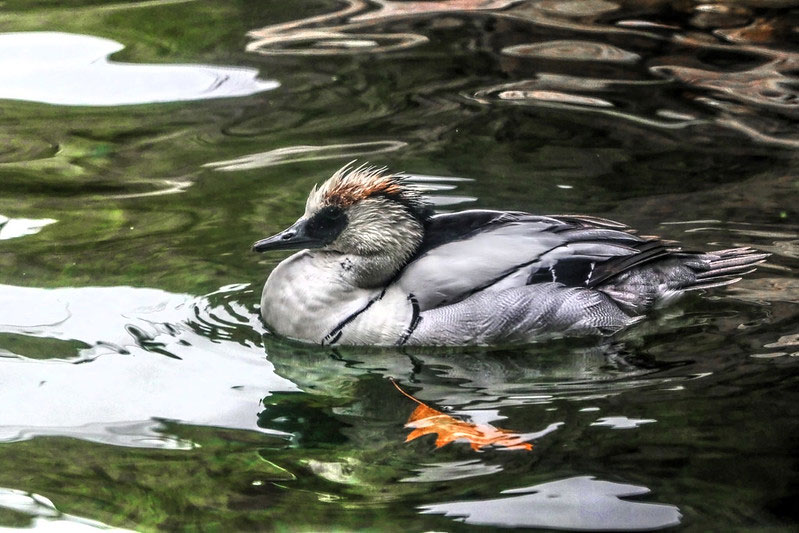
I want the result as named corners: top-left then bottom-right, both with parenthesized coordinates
top-left (527, 239), bottom-right (680, 289)
top-left (585, 240), bottom-right (682, 288)
top-left (415, 209), bottom-right (685, 293)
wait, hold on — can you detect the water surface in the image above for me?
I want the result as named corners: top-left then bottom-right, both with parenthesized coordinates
top-left (0, 0), bottom-right (797, 531)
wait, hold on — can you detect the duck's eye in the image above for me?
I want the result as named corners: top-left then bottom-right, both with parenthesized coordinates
top-left (306, 205), bottom-right (348, 243)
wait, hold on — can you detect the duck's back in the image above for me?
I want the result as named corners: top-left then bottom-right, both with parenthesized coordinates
top-left (392, 210), bottom-right (767, 345)
top-left (397, 210), bottom-right (645, 310)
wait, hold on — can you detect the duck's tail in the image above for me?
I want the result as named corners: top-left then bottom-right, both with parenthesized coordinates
top-left (598, 247), bottom-right (769, 314)
top-left (684, 247), bottom-right (770, 291)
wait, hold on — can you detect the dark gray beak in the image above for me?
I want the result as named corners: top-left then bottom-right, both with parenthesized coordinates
top-left (252, 218), bottom-right (324, 252)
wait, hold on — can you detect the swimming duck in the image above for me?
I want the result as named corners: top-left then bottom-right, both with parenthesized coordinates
top-left (253, 163), bottom-right (767, 346)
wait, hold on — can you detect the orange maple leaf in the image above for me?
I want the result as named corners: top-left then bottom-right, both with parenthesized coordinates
top-left (391, 380), bottom-right (533, 451)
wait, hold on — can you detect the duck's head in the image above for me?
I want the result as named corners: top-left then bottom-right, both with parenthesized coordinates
top-left (253, 163), bottom-right (432, 265)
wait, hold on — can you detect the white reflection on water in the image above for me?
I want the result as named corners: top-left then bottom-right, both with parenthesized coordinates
top-left (0, 284), bottom-right (297, 448)
top-left (0, 32), bottom-right (279, 106)
top-left (0, 487), bottom-right (134, 532)
top-left (400, 459), bottom-right (503, 483)
top-left (591, 416), bottom-right (657, 429)
top-left (0, 215), bottom-right (56, 241)
top-left (420, 475), bottom-right (681, 530)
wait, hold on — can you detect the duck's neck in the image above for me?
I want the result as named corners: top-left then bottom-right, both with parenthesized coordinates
top-left (326, 204), bottom-right (425, 288)
top-left (331, 231), bottom-right (424, 288)
top-left (336, 251), bottom-right (411, 288)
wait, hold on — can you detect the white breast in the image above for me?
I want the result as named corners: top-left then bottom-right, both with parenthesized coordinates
top-left (260, 251), bottom-right (412, 345)
top-left (334, 285), bottom-right (415, 345)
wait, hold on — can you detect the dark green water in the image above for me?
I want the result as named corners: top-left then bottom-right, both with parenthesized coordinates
top-left (0, 0), bottom-right (797, 531)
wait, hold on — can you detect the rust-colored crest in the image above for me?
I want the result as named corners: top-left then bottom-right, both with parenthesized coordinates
top-left (319, 163), bottom-right (408, 208)
top-left (308, 163), bottom-right (430, 220)
top-left (324, 174), bottom-right (404, 207)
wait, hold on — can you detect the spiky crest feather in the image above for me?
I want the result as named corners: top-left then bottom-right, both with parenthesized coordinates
top-left (305, 162), bottom-right (430, 220)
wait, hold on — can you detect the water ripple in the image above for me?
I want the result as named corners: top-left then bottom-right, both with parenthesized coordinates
top-left (204, 141), bottom-right (407, 171)
top-left (651, 59), bottom-right (799, 113)
top-left (241, 0), bottom-right (799, 150)
top-left (0, 134), bottom-right (56, 165)
top-left (691, 3), bottom-right (752, 30)
top-left (471, 77), bottom-right (705, 130)
top-left (406, 172), bottom-right (477, 208)
top-left (498, 89), bottom-right (615, 107)
top-left (247, 0), bottom-right (522, 56)
top-left (502, 40), bottom-right (640, 63)
top-left (534, 0), bottom-right (620, 18)
top-left (246, 0), bottom-right (425, 56)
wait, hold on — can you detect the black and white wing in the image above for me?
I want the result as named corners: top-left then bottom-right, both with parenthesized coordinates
top-left (396, 210), bottom-right (662, 311)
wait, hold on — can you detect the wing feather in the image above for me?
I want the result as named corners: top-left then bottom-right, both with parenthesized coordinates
top-left (396, 210), bottom-right (650, 311)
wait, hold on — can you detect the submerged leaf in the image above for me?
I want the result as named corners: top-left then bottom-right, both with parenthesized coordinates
top-left (392, 380), bottom-right (533, 451)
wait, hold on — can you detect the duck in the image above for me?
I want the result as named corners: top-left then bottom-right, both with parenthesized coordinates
top-left (252, 163), bottom-right (768, 346)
